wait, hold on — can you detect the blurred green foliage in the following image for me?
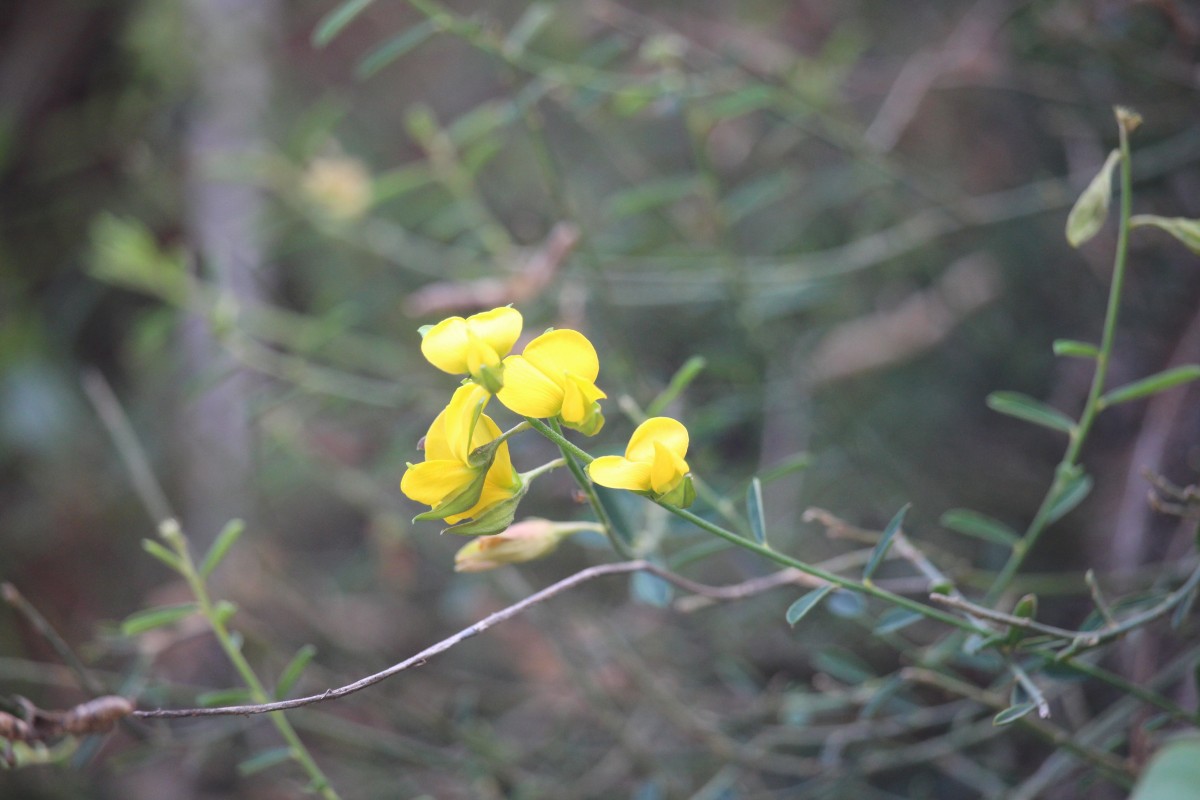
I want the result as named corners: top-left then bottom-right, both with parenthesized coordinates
top-left (2, 1), bottom-right (1200, 798)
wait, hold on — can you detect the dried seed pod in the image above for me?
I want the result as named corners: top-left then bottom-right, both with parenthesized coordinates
top-left (0, 710), bottom-right (32, 742)
top-left (60, 696), bottom-right (135, 736)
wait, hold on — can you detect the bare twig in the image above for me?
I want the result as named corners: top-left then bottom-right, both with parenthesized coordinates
top-left (134, 560), bottom-right (789, 720)
top-left (1, 584), bottom-right (107, 698)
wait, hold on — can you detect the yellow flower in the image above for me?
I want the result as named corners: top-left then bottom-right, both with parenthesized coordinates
top-left (496, 329), bottom-right (606, 435)
top-left (301, 155), bottom-right (372, 221)
top-left (420, 307), bottom-right (523, 392)
top-left (587, 417), bottom-right (694, 506)
top-left (453, 518), bottom-right (595, 572)
top-left (401, 384), bottom-right (522, 524)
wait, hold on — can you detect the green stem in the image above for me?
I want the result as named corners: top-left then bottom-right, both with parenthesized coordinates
top-left (526, 416), bottom-right (979, 630)
top-left (528, 417), bottom-right (633, 559)
top-left (162, 524), bottom-right (340, 799)
top-left (521, 457), bottom-right (565, 482)
top-left (984, 118), bottom-right (1136, 605)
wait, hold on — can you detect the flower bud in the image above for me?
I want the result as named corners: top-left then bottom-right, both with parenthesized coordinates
top-left (454, 518), bottom-right (583, 572)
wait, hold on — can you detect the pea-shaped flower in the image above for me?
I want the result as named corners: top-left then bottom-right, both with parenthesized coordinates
top-left (420, 306), bottom-right (523, 393)
top-left (401, 384), bottom-right (523, 525)
top-left (496, 329), bottom-right (606, 435)
top-left (587, 417), bottom-right (694, 506)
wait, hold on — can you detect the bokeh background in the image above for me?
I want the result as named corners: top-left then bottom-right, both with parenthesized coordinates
top-left (2, 1), bottom-right (1199, 797)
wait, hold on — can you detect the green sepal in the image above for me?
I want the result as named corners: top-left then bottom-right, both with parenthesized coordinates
top-left (467, 436), bottom-right (504, 470)
top-left (473, 361), bottom-right (505, 394)
top-left (413, 467), bottom-right (490, 522)
top-left (441, 482), bottom-right (528, 536)
top-left (657, 474), bottom-right (695, 508)
top-left (560, 404), bottom-right (605, 437)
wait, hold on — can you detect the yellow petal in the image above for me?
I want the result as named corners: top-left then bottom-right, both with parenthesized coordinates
top-left (466, 306), bottom-right (522, 357)
top-left (496, 355), bottom-right (564, 418)
top-left (523, 329), bottom-right (600, 383)
top-left (464, 329), bottom-right (502, 377)
top-left (420, 317), bottom-right (471, 374)
top-left (650, 440), bottom-right (689, 494)
top-left (626, 417), bottom-right (689, 464)
top-left (401, 459), bottom-right (477, 507)
top-left (588, 455), bottom-right (651, 491)
top-left (560, 373), bottom-right (606, 425)
top-left (442, 384), bottom-right (491, 462)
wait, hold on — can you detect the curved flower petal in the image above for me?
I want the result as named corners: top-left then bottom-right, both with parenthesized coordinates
top-left (401, 459), bottom-right (477, 507)
top-left (420, 307), bottom-right (523, 381)
top-left (468, 306), bottom-right (523, 356)
top-left (650, 440), bottom-right (689, 494)
top-left (626, 417), bottom-right (689, 463)
top-left (588, 455), bottom-right (652, 491)
top-left (420, 317), bottom-right (472, 375)
top-left (442, 384), bottom-right (491, 462)
top-left (496, 355), bottom-right (565, 418)
top-left (523, 329), bottom-right (600, 383)
top-left (560, 373), bottom-right (607, 426)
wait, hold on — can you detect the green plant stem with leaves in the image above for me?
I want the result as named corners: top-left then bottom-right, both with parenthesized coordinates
top-left (155, 521), bottom-right (340, 800)
top-left (984, 111), bottom-right (1137, 606)
top-left (526, 417), bottom-right (979, 634)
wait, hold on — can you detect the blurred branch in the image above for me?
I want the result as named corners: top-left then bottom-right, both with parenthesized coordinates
top-left (81, 369), bottom-right (175, 526)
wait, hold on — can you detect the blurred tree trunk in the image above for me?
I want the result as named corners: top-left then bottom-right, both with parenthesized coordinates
top-left (177, 0), bottom-right (280, 549)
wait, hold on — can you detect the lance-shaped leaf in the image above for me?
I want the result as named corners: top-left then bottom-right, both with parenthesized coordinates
top-left (1066, 149), bottom-right (1120, 247)
top-left (746, 477), bottom-right (767, 545)
top-left (940, 509), bottom-right (1019, 546)
top-left (1052, 339), bottom-right (1099, 359)
top-left (121, 603), bottom-right (198, 636)
top-left (200, 519), bottom-right (245, 578)
top-left (993, 702), bottom-right (1037, 726)
top-left (1131, 215), bottom-right (1200, 255)
top-left (986, 391), bottom-right (1076, 434)
top-left (786, 585), bottom-right (834, 626)
top-left (312, 0), bottom-right (377, 46)
top-left (1046, 468), bottom-right (1093, 524)
top-left (1100, 365), bottom-right (1200, 409)
top-left (864, 504), bottom-right (909, 580)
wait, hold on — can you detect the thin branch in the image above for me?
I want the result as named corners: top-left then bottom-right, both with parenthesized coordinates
top-left (135, 559), bottom-right (792, 720)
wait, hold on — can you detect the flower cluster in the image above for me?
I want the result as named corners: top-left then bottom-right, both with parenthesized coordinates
top-left (402, 305), bottom-right (694, 559)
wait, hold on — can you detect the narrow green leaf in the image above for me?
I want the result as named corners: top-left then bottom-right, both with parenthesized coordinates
top-left (1066, 149), bottom-right (1120, 247)
top-left (1130, 737), bottom-right (1200, 800)
top-left (646, 356), bottom-right (706, 416)
top-left (993, 702), bottom-right (1037, 726)
top-left (863, 504), bottom-right (909, 579)
top-left (356, 20), bottom-right (440, 77)
top-left (940, 509), bottom-right (1019, 546)
top-left (503, 2), bottom-right (554, 57)
top-left (196, 688), bottom-right (253, 708)
top-left (200, 519), bottom-right (245, 579)
top-left (606, 175), bottom-right (698, 219)
top-left (1052, 339), bottom-right (1099, 359)
top-left (746, 477), bottom-right (767, 545)
top-left (1131, 214), bottom-right (1200, 255)
top-left (1100, 365), bottom-right (1200, 409)
top-left (758, 452), bottom-right (812, 485)
top-left (141, 539), bottom-right (184, 573)
top-left (312, 0), bottom-right (376, 47)
top-left (812, 648), bottom-right (875, 684)
top-left (874, 608), bottom-right (923, 635)
top-left (786, 585), bottom-right (834, 626)
top-left (826, 590), bottom-right (866, 618)
top-left (1045, 470), bottom-right (1093, 525)
top-left (275, 644), bottom-right (318, 700)
top-left (986, 391), bottom-right (1076, 434)
top-left (121, 603), bottom-right (198, 636)
top-left (237, 746), bottom-right (295, 777)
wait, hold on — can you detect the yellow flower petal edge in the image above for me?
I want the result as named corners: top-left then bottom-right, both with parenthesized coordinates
top-left (496, 329), bottom-right (607, 434)
top-left (401, 384), bottom-right (522, 523)
top-left (420, 306), bottom-right (523, 390)
top-left (587, 417), bottom-right (692, 505)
